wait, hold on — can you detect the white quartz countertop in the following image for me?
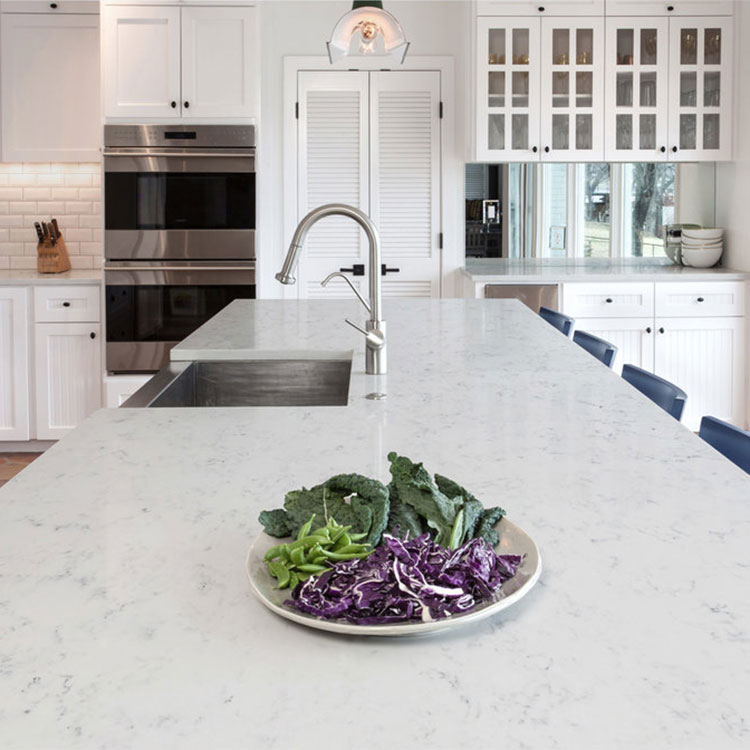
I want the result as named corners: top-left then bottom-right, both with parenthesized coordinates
top-left (0, 269), bottom-right (102, 285)
top-left (2, 299), bottom-right (750, 749)
top-left (464, 257), bottom-right (750, 282)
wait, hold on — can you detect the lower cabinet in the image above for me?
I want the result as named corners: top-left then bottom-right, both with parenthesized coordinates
top-left (34, 323), bottom-right (102, 440)
top-left (0, 283), bottom-right (102, 444)
top-left (0, 288), bottom-right (30, 440)
top-left (104, 375), bottom-right (153, 408)
top-left (572, 317), bottom-right (654, 374)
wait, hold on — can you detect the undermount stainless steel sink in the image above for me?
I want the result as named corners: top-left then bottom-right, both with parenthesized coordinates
top-left (121, 359), bottom-right (352, 408)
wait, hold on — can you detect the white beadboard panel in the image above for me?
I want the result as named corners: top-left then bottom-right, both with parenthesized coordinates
top-left (562, 282), bottom-right (655, 318)
top-left (654, 317), bottom-right (746, 431)
top-left (35, 322), bottom-right (102, 440)
top-left (370, 71), bottom-right (442, 298)
top-left (297, 71), bottom-right (370, 299)
top-left (0, 288), bottom-right (30, 440)
top-left (34, 284), bottom-right (101, 323)
top-left (654, 281), bottom-right (745, 318)
top-left (575, 317), bottom-right (654, 374)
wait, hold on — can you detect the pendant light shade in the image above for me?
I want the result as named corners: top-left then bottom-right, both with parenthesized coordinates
top-left (327, 2), bottom-right (410, 64)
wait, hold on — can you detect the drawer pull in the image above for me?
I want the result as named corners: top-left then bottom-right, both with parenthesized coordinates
top-left (697, 297), bottom-right (705, 302)
top-left (605, 298), bottom-right (613, 303)
top-left (62, 301), bottom-right (71, 307)
top-left (90, 332), bottom-right (96, 339)
top-left (646, 327), bottom-right (652, 333)
top-left (659, 327), bottom-right (665, 334)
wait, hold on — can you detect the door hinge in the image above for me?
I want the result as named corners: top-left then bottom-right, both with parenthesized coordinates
top-left (439, 232), bottom-right (444, 249)
top-left (439, 101), bottom-right (444, 119)
top-left (295, 102), bottom-right (299, 119)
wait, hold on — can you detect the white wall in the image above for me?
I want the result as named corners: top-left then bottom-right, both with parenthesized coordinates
top-left (256, 0), bottom-right (471, 298)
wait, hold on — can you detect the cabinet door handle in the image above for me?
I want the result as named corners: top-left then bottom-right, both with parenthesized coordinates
top-left (532, 146), bottom-right (538, 153)
top-left (538, 5), bottom-right (545, 11)
top-left (50, 2), bottom-right (58, 8)
top-left (660, 146), bottom-right (666, 153)
top-left (697, 296), bottom-right (705, 302)
top-left (605, 297), bottom-right (613, 303)
top-left (171, 101), bottom-right (177, 109)
top-left (184, 101), bottom-right (190, 109)
top-left (339, 264), bottom-right (365, 276)
top-left (672, 146), bottom-right (678, 153)
top-left (667, 4), bottom-right (674, 10)
top-left (90, 332), bottom-right (96, 339)
top-left (544, 146), bottom-right (550, 153)
top-left (646, 327), bottom-right (652, 333)
top-left (62, 301), bottom-right (71, 308)
top-left (381, 264), bottom-right (400, 276)
top-left (659, 327), bottom-right (665, 334)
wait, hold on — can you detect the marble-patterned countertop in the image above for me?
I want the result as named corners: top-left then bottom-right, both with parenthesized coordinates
top-left (2, 299), bottom-right (749, 749)
top-left (0, 269), bottom-right (102, 285)
top-left (464, 257), bottom-right (750, 282)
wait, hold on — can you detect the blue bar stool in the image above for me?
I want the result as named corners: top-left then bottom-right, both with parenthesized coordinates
top-left (699, 416), bottom-right (750, 474)
top-left (573, 330), bottom-right (618, 369)
top-left (539, 306), bottom-right (574, 338)
top-left (621, 364), bottom-right (687, 421)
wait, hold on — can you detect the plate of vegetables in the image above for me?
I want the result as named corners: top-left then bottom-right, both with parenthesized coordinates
top-left (246, 452), bottom-right (541, 636)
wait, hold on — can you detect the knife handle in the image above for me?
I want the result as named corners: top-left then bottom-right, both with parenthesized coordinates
top-left (51, 218), bottom-right (60, 238)
top-left (34, 222), bottom-right (44, 243)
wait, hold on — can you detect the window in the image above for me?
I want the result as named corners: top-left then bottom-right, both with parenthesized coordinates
top-left (622, 163), bottom-right (675, 257)
top-left (582, 164), bottom-right (611, 258)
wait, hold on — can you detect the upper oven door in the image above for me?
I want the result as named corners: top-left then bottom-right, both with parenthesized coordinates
top-left (104, 152), bottom-right (255, 261)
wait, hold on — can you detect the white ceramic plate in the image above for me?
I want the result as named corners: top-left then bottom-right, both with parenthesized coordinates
top-left (246, 518), bottom-right (542, 636)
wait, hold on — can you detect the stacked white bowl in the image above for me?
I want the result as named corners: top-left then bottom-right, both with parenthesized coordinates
top-left (681, 228), bottom-right (724, 268)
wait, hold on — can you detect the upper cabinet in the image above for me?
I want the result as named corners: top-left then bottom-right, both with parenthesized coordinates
top-left (0, 2), bottom-right (101, 161)
top-left (477, 2), bottom-right (605, 15)
top-left (102, 4), bottom-right (258, 120)
top-left (605, 2), bottom-right (734, 16)
top-left (474, 1), bottom-right (733, 162)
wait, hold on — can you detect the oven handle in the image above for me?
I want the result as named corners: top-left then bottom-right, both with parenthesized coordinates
top-left (103, 150), bottom-right (254, 158)
top-left (105, 265), bottom-right (255, 271)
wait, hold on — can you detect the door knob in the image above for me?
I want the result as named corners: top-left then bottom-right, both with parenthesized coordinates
top-left (672, 146), bottom-right (678, 153)
top-left (659, 327), bottom-right (665, 334)
top-left (339, 264), bottom-right (365, 276)
top-left (660, 146), bottom-right (666, 153)
top-left (171, 101), bottom-right (177, 108)
top-left (381, 265), bottom-right (400, 276)
top-left (544, 146), bottom-right (550, 153)
top-left (646, 327), bottom-right (652, 333)
top-left (90, 332), bottom-right (96, 339)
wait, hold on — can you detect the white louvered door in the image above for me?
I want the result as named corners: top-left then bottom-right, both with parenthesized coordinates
top-left (297, 71), bottom-right (370, 299)
top-left (370, 72), bottom-right (441, 298)
top-left (0, 288), bottom-right (30, 441)
top-left (296, 70), bottom-right (442, 299)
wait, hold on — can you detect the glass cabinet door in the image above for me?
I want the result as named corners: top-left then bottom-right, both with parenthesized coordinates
top-left (668, 17), bottom-right (733, 161)
top-left (476, 17), bottom-right (541, 160)
top-left (540, 18), bottom-right (604, 161)
top-left (604, 18), bottom-right (669, 161)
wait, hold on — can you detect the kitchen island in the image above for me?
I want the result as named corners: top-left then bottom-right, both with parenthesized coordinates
top-left (1, 299), bottom-right (749, 749)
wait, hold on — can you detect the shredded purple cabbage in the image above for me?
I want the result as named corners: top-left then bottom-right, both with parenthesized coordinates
top-left (285, 533), bottom-right (523, 624)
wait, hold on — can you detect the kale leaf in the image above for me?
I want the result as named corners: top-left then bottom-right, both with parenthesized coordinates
top-left (475, 506), bottom-right (507, 546)
top-left (387, 452), bottom-right (462, 546)
top-left (435, 473), bottom-right (484, 545)
top-left (258, 508), bottom-right (294, 538)
top-left (386, 484), bottom-right (425, 540)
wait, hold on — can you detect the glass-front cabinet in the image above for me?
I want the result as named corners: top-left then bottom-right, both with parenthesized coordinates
top-left (668, 17), bottom-right (733, 160)
top-left (540, 19), bottom-right (604, 160)
top-left (605, 19), bottom-right (669, 160)
top-left (476, 16), bottom-right (540, 160)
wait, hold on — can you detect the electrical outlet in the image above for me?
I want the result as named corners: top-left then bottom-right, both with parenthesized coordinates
top-left (549, 225), bottom-right (566, 250)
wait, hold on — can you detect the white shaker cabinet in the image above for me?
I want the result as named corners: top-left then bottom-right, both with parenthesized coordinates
top-left (0, 288), bottom-right (30, 441)
top-left (1, 4), bottom-right (101, 161)
top-left (34, 323), bottom-right (102, 441)
top-left (605, 2), bottom-right (734, 17)
top-left (102, 5), bottom-right (181, 119)
top-left (102, 4), bottom-right (257, 120)
top-left (477, 1), bottom-right (604, 15)
top-left (570, 316), bottom-right (654, 374)
top-left (180, 6), bottom-right (257, 118)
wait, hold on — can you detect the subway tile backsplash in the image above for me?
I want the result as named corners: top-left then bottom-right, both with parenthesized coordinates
top-left (0, 163), bottom-right (102, 270)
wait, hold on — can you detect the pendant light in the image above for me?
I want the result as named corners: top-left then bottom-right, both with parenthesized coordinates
top-left (327, 1), bottom-right (410, 64)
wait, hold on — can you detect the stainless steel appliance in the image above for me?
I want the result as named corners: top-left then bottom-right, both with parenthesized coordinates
top-left (104, 125), bottom-right (256, 373)
top-left (484, 283), bottom-right (558, 313)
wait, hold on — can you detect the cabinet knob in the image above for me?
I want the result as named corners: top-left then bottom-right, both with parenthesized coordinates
top-left (184, 101), bottom-right (190, 109)
top-left (62, 301), bottom-right (70, 308)
top-left (532, 146), bottom-right (538, 153)
top-left (672, 146), bottom-right (678, 153)
top-left (544, 146), bottom-right (550, 153)
top-left (660, 146), bottom-right (666, 153)
top-left (659, 327), bottom-right (665, 334)
top-left (667, 5), bottom-right (675, 10)
top-left (646, 327), bottom-right (652, 333)
top-left (605, 297), bottom-right (613, 303)
top-left (171, 101), bottom-right (177, 109)
top-left (697, 296), bottom-right (705, 302)
top-left (50, 2), bottom-right (58, 8)
top-left (538, 6), bottom-right (545, 11)
top-left (90, 332), bottom-right (96, 339)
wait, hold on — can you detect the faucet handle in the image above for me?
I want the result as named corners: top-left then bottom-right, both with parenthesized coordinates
top-left (345, 318), bottom-right (385, 350)
top-left (321, 271), bottom-right (371, 313)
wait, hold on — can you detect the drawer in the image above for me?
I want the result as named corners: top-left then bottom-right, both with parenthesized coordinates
top-left (655, 281), bottom-right (746, 318)
top-left (34, 284), bottom-right (100, 323)
top-left (562, 282), bottom-right (654, 318)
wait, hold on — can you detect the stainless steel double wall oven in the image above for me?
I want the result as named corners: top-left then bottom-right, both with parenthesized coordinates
top-left (104, 124), bottom-right (256, 373)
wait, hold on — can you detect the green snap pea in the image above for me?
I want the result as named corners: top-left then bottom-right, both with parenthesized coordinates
top-left (297, 563), bottom-right (328, 573)
top-left (288, 571), bottom-right (300, 590)
top-left (268, 561), bottom-right (290, 588)
top-left (296, 513), bottom-right (316, 541)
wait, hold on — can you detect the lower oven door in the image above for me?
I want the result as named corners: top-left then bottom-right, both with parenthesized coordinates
top-left (105, 262), bottom-right (255, 374)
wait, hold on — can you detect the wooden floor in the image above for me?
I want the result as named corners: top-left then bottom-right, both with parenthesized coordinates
top-left (0, 453), bottom-right (42, 489)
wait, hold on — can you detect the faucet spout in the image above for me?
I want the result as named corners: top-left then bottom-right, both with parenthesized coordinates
top-left (276, 203), bottom-right (386, 374)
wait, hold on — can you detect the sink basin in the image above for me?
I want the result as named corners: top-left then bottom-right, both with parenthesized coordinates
top-left (122, 359), bottom-right (352, 408)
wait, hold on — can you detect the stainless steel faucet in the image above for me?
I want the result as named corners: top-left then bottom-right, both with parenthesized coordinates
top-left (276, 203), bottom-right (387, 375)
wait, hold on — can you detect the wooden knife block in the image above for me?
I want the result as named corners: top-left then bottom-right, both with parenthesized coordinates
top-left (37, 233), bottom-right (71, 274)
